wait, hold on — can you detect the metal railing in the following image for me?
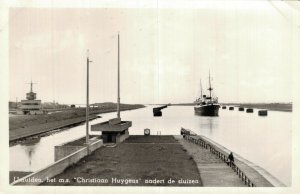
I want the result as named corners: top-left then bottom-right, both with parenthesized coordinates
top-left (183, 134), bottom-right (255, 187)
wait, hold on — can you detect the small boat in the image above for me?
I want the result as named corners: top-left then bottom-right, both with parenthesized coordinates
top-left (194, 72), bottom-right (220, 116)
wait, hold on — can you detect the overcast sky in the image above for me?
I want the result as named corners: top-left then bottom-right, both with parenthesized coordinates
top-left (9, 1), bottom-right (299, 104)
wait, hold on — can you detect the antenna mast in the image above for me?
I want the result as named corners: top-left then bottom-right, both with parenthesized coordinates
top-left (26, 80), bottom-right (37, 93)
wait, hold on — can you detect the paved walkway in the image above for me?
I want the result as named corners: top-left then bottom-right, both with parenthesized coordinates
top-left (200, 135), bottom-right (275, 187)
top-left (175, 136), bottom-right (247, 187)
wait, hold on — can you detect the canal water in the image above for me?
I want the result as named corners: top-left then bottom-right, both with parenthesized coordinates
top-left (9, 105), bottom-right (292, 186)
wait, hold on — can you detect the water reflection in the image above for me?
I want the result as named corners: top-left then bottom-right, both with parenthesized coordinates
top-left (197, 117), bottom-right (219, 136)
top-left (9, 116), bottom-right (108, 172)
top-left (23, 146), bottom-right (36, 172)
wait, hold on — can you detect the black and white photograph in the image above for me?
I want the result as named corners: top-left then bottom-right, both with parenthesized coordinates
top-left (0, 0), bottom-right (300, 194)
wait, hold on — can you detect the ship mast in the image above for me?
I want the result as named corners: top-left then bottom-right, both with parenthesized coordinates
top-left (208, 71), bottom-right (213, 102)
top-left (200, 79), bottom-right (203, 98)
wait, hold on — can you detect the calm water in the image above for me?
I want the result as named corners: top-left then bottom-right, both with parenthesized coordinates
top-left (9, 106), bottom-right (292, 186)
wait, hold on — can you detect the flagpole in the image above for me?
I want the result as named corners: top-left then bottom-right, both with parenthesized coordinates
top-left (117, 33), bottom-right (120, 119)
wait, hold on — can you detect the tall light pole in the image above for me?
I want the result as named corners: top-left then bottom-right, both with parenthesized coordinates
top-left (117, 33), bottom-right (121, 119)
top-left (86, 50), bottom-right (92, 146)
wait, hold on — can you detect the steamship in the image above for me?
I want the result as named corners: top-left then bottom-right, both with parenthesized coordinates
top-left (194, 73), bottom-right (220, 116)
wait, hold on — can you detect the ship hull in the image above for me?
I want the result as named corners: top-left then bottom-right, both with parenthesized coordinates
top-left (194, 104), bottom-right (220, 116)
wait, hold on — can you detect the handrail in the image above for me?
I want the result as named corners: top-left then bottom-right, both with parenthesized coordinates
top-left (182, 134), bottom-right (255, 187)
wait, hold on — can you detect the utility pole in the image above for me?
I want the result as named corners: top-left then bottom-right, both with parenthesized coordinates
top-left (117, 33), bottom-right (121, 119)
top-left (86, 50), bottom-right (92, 147)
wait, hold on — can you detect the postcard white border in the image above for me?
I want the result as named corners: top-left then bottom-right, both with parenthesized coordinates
top-left (1, 0), bottom-right (299, 194)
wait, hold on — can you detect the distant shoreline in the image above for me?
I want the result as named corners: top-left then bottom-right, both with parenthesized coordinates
top-left (155, 103), bottom-right (292, 112)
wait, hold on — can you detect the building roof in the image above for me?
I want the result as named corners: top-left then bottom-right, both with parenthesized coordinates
top-left (91, 120), bottom-right (132, 132)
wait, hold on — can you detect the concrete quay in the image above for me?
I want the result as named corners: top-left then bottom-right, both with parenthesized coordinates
top-left (180, 131), bottom-right (285, 187)
top-left (175, 136), bottom-right (247, 187)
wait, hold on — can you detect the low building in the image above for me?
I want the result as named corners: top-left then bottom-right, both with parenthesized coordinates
top-left (91, 118), bottom-right (131, 143)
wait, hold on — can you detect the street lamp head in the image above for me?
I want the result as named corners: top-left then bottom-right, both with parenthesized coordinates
top-left (87, 49), bottom-right (90, 58)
